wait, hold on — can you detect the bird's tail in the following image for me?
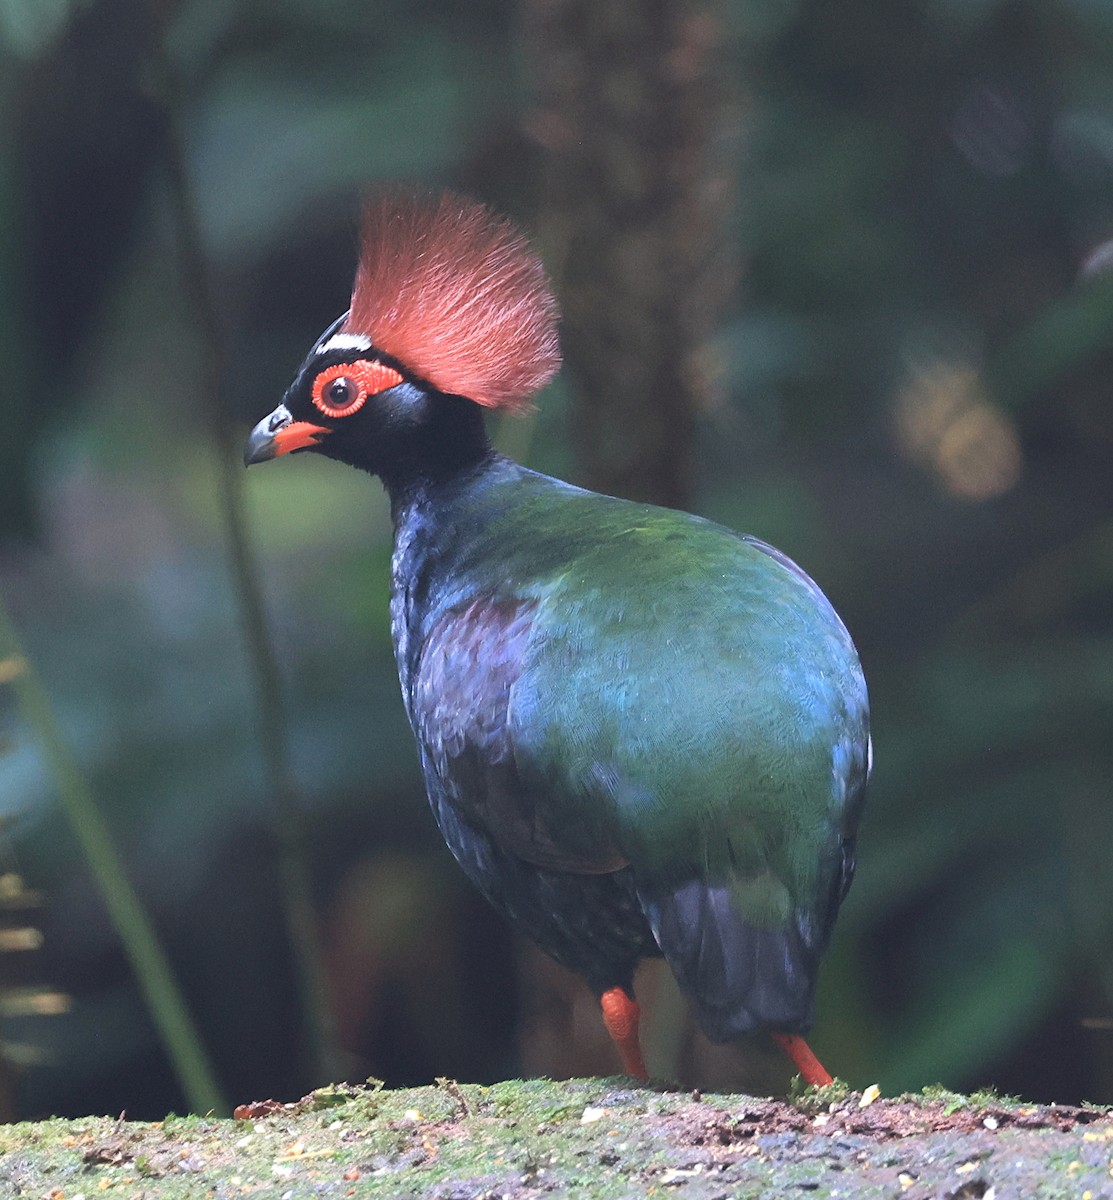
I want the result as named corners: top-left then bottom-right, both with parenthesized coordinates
top-left (639, 878), bottom-right (822, 1041)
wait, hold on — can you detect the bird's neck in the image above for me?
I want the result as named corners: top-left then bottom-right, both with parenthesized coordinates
top-left (379, 392), bottom-right (494, 511)
top-left (385, 399), bottom-right (513, 694)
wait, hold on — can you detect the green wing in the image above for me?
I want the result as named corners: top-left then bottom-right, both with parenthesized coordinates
top-left (499, 504), bottom-right (869, 1033)
top-left (433, 467), bottom-right (870, 1034)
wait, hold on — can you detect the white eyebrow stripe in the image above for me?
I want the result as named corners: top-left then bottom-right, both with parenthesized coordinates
top-left (319, 333), bottom-right (374, 354)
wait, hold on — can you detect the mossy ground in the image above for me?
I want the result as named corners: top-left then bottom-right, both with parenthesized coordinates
top-left (0, 1077), bottom-right (1109, 1199)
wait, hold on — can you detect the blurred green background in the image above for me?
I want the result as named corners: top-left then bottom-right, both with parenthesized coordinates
top-left (1, 0), bottom-right (1111, 1119)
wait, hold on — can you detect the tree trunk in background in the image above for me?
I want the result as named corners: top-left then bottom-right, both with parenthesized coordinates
top-left (524, 0), bottom-right (737, 511)
top-left (518, 0), bottom-right (742, 1087)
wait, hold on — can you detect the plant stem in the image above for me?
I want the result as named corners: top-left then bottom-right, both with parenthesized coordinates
top-left (145, 18), bottom-right (342, 1087)
top-left (0, 606), bottom-right (227, 1114)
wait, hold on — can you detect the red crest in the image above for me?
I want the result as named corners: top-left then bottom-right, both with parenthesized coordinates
top-left (345, 193), bottom-right (561, 411)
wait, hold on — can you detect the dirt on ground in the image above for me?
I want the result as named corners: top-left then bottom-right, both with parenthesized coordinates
top-left (0, 1077), bottom-right (1109, 1198)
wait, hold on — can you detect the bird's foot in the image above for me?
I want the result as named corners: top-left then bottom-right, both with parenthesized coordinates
top-left (600, 986), bottom-right (648, 1080)
top-left (769, 1031), bottom-right (833, 1087)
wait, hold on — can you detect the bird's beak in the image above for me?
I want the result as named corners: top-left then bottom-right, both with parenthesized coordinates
top-left (243, 404), bottom-right (331, 466)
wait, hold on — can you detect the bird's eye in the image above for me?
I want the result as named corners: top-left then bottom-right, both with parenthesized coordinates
top-left (328, 378), bottom-right (356, 407)
top-left (312, 359), bottom-right (404, 419)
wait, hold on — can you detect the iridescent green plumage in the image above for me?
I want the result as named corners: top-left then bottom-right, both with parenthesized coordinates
top-left (394, 456), bottom-right (868, 1040)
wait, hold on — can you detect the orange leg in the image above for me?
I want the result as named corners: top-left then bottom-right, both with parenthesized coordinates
top-left (600, 986), bottom-right (648, 1079)
top-left (769, 1031), bottom-right (833, 1087)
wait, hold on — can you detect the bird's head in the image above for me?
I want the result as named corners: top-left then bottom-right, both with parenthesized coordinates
top-left (244, 193), bottom-right (560, 483)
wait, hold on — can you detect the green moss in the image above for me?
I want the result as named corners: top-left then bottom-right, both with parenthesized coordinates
top-left (788, 1075), bottom-right (851, 1109)
top-left (0, 1078), bottom-right (1108, 1199)
top-left (913, 1083), bottom-right (1023, 1115)
top-left (968, 1086), bottom-right (1021, 1107)
top-left (916, 1083), bottom-right (972, 1114)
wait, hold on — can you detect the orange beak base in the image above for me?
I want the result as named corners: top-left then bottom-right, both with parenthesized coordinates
top-left (272, 422), bottom-right (331, 456)
top-left (244, 410), bottom-right (331, 466)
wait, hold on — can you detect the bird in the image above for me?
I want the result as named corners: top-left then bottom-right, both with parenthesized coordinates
top-left (244, 193), bottom-right (870, 1087)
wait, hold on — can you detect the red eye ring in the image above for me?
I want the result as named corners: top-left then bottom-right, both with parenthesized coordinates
top-left (311, 360), bottom-right (404, 418)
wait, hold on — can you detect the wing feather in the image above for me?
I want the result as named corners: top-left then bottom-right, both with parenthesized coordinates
top-left (413, 594), bottom-right (628, 874)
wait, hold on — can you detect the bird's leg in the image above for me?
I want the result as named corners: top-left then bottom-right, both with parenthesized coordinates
top-left (769, 1032), bottom-right (833, 1087)
top-left (599, 986), bottom-right (648, 1080)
